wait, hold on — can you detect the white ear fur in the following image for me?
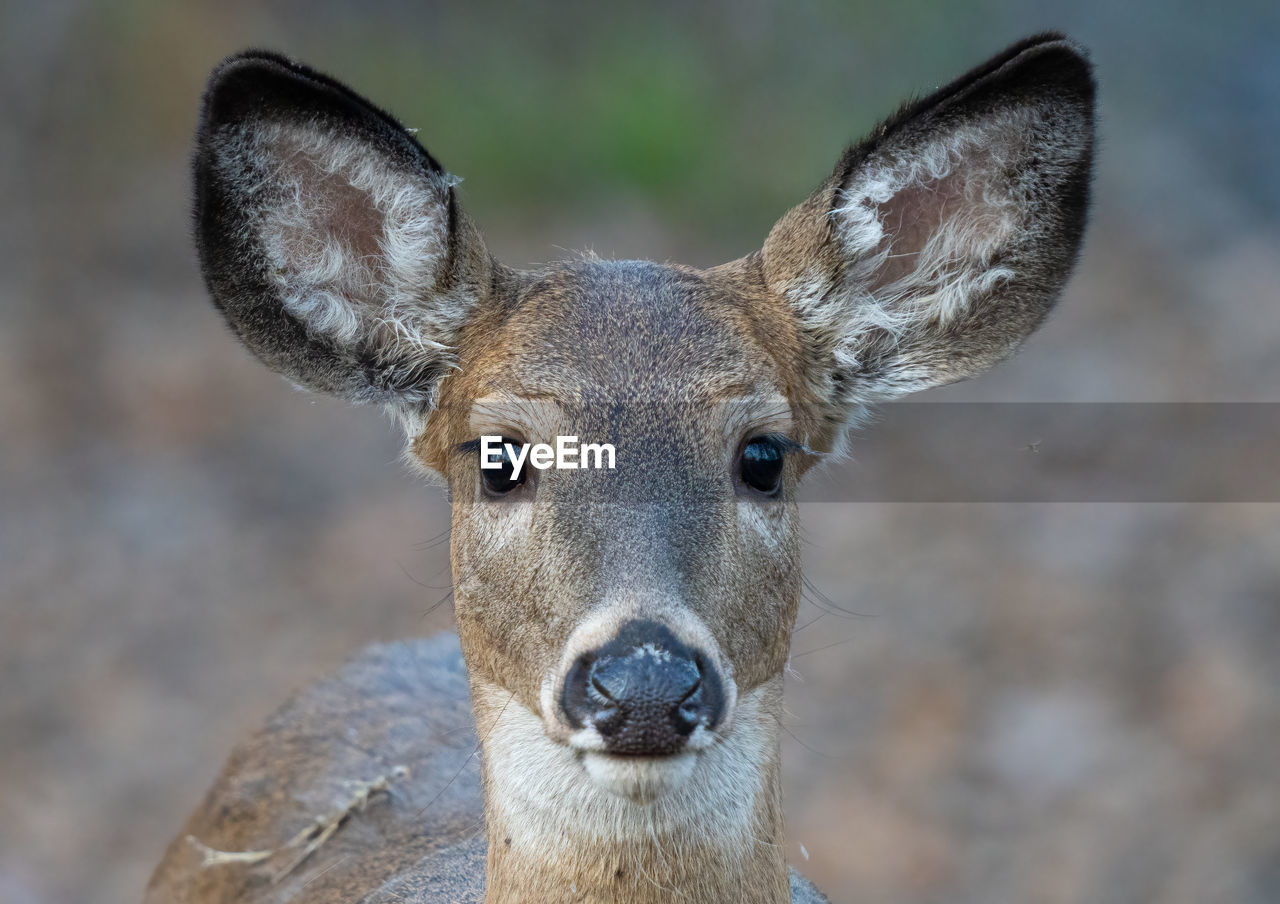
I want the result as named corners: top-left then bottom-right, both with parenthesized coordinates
top-left (216, 121), bottom-right (470, 380)
top-left (763, 38), bottom-right (1095, 462)
top-left (792, 108), bottom-right (1059, 398)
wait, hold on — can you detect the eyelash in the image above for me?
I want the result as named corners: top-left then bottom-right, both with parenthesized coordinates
top-left (748, 433), bottom-right (804, 455)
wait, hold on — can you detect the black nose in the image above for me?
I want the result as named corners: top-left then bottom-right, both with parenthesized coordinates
top-left (561, 620), bottom-right (725, 756)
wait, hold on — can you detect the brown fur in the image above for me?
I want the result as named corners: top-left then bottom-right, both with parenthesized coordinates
top-left (152, 33), bottom-right (1093, 904)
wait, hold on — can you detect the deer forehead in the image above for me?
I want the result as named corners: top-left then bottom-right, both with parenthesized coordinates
top-left (452, 260), bottom-right (799, 413)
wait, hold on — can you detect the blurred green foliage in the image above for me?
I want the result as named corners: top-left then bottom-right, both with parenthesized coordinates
top-left (8, 0), bottom-right (1277, 262)
top-left (19, 0), bottom-right (1069, 263)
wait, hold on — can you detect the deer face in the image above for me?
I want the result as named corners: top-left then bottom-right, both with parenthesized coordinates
top-left (425, 259), bottom-right (812, 799)
top-left (192, 38), bottom-right (1092, 807)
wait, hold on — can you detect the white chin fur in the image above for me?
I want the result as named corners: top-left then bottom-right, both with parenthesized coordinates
top-left (479, 679), bottom-right (777, 852)
top-left (582, 751), bottom-right (697, 804)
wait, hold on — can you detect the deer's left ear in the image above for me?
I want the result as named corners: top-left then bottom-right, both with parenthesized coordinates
top-left (762, 34), bottom-right (1095, 429)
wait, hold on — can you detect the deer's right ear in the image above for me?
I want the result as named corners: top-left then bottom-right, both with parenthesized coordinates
top-left (194, 51), bottom-right (497, 408)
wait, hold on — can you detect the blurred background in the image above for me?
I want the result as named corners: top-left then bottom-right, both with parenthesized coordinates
top-left (2, 1), bottom-right (1278, 902)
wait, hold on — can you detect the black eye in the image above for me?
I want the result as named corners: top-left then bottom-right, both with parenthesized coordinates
top-left (738, 435), bottom-right (787, 496)
top-left (479, 437), bottom-right (528, 497)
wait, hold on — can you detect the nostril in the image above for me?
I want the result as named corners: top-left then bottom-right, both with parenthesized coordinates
top-left (676, 674), bottom-right (702, 705)
top-left (683, 655), bottom-right (725, 734)
top-left (588, 666), bottom-right (619, 706)
top-left (673, 681), bottom-right (704, 734)
top-left (561, 653), bottom-right (601, 730)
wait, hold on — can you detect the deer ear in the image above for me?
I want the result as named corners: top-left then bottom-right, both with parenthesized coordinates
top-left (194, 51), bottom-right (497, 408)
top-left (762, 34), bottom-right (1094, 429)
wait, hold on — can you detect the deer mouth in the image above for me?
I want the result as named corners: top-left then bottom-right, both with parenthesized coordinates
top-left (579, 749), bottom-right (700, 804)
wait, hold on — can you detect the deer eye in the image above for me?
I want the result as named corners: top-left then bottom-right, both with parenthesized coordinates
top-left (479, 438), bottom-right (527, 497)
top-left (738, 435), bottom-right (788, 496)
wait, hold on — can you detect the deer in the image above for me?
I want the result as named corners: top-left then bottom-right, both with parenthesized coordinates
top-left (147, 33), bottom-right (1095, 904)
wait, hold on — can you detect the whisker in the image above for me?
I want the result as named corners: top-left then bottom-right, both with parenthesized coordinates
top-left (802, 575), bottom-right (874, 618)
top-left (791, 637), bottom-right (856, 660)
top-left (396, 559), bottom-right (453, 592)
top-left (791, 612), bottom-right (827, 636)
top-left (412, 524), bottom-right (452, 551)
top-left (413, 692), bottom-right (514, 822)
top-left (777, 716), bottom-right (841, 760)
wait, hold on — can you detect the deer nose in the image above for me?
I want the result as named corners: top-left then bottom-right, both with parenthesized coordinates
top-left (561, 620), bottom-right (724, 756)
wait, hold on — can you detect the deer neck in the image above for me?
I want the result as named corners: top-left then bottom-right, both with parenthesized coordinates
top-left (470, 676), bottom-right (791, 904)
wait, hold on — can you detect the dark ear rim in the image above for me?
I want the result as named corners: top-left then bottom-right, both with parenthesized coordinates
top-left (192, 51), bottom-right (470, 405)
top-left (833, 32), bottom-right (1096, 194)
top-left (757, 33), bottom-right (1098, 438)
top-left (824, 34), bottom-right (1095, 396)
top-left (196, 49), bottom-right (447, 179)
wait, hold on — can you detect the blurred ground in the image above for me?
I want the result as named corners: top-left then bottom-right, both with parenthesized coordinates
top-left (2, 2), bottom-right (1278, 903)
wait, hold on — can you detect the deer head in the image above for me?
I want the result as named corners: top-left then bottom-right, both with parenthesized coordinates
top-left (193, 34), bottom-right (1093, 902)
